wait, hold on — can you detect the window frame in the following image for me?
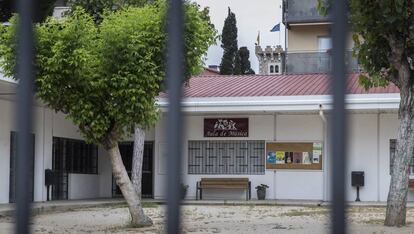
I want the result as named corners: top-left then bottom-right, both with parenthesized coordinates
top-left (53, 137), bottom-right (98, 175)
top-left (188, 140), bottom-right (265, 175)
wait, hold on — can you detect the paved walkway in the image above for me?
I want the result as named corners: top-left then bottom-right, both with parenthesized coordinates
top-left (1, 198), bottom-right (414, 217)
top-left (0, 198), bottom-right (125, 216)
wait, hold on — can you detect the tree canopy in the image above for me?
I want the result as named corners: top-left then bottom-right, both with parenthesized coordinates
top-left (67, 0), bottom-right (152, 23)
top-left (234, 46), bottom-right (254, 75)
top-left (318, 0), bottom-right (414, 226)
top-left (219, 7), bottom-right (238, 75)
top-left (0, 1), bottom-right (217, 144)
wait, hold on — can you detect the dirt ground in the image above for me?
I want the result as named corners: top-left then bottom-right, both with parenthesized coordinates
top-left (0, 204), bottom-right (414, 233)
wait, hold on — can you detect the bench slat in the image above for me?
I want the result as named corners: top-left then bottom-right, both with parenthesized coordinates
top-left (201, 178), bottom-right (249, 181)
top-left (197, 177), bottom-right (251, 200)
top-left (201, 181), bottom-right (248, 184)
top-left (201, 185), bottom-right (247, 189)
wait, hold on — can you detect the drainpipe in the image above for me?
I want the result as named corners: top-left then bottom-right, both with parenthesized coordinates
top-left (319, 104), bottom-right (327, 123)
top-left (319, 104), bottom-right (328, 202)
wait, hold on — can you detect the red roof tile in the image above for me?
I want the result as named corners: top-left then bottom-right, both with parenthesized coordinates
top-left (159, 73), bottom-right (399, 98)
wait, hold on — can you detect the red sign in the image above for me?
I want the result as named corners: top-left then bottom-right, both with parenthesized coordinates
top-left (204, 118), bottom-right (249, 137)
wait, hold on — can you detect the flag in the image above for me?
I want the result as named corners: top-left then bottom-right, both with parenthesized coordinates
top-left (256, 31), bottom-right (260, 45)
top-left (270, 23), bottom-right (280, 32)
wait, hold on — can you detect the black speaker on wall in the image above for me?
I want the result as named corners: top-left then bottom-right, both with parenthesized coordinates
top-left (351, 171), bottom-right (364, 187)
top-left (351, 171), bottom-right (364, 202)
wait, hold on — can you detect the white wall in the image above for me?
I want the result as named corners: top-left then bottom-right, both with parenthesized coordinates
top-left (154, 114), bottom-right (275, 199)
top-left (154, 113), bottom-right (326, 200)
top-left (68, 174), bottom-right (100, 199)
top-left (378, 114), bottom-right (397, 202)
top-left (0, 99), bottom-right (128, 203)
top-left (0, 99), bottom-right (14, 203)
top-left (0, 98), bottom-right (50, 203)
top-left (275, 114), bottom-right (324, 200)
top-left (346, 114), bottom-right (379, 202)
top-left (1, 99), bottom-right (410, 203)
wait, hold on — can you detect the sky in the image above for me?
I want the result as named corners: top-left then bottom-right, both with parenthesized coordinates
top-left (193, 0), bottom-right (285, 73)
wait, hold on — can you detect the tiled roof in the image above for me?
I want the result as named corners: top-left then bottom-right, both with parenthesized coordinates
top-left (159, 73), bottom-right (399, 98)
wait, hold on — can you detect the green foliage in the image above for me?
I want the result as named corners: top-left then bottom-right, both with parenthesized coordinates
top-left (316, 0), bottom-right (331, 17)
top-left (234, 47), bottom-right (255, 75)
top-left (0, 3), bottom-right (216, 144)
top-left (349, 0), bottom-right (412, 89)
top-left (68, 0), bottom-right (152, 23)
top-left (219, 7), bottom-right (238, 75)
top-left (318, 0), bottom-right (413, 90)
top-left (183, 1), bottom-right (218, 78)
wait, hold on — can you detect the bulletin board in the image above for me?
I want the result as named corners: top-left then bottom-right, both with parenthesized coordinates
top-left (265, 142), bottom-right (323, 170)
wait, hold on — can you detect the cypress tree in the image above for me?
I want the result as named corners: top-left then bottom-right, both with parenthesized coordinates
top-left (219, 7), bottom-right (238, 75)
top-left (234, 46), bottom-right (255, 75)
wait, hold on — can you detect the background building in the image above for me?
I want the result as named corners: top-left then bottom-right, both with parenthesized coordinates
top-left (0, 0), bottom-right (412, 205)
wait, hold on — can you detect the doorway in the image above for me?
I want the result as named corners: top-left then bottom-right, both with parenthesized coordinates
top-left (9, 132), bottom-right (35, 203)
top-left (112, 141), bottom-right (154, 198)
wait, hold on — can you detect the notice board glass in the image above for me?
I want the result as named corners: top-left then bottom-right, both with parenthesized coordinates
top-left (266, 142), bottom-right (323, 170)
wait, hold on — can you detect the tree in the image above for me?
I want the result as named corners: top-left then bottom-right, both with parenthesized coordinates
top-left (318, 0), bottom-right (414, 226)
top-left (0, 0), bottom-right (57, 22)
top-left (219, 7), bottom-right (237, 75)
top-left (68, 0), bottom-right (152, 23)
top-left (69, 1), bottom-right (217, 223)
top-left (68, 0), bottom-right (154, 219)
top-left (234, 47), bottom-right (255, 75)
top-left (0, 3), bottom-right (216, 227)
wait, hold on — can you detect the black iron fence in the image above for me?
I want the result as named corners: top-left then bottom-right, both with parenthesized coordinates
top-left (13, 0), bottom-right (348, 233)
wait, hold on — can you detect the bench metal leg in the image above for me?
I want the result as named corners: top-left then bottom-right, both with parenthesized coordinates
top-left (196, 182), bottom-right (199, 200)
top-left (248, 181), bottom-right (251, 200)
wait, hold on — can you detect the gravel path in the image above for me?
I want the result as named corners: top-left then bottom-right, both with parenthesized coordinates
top-left (0, 204), bottom-right (413, 233)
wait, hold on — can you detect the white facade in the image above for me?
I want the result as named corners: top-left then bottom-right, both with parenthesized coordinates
top-left (0, 77), bottom-right (411, 203)
top-left (152, 110), bottom-right (413, 202)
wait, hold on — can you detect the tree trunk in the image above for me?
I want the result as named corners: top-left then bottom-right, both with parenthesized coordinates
top-left (385, 84), bottom-right (414, 226)
top-left (104, 134), bottom-right (153, 227)
top-left (132, 127), bottom-right (145, 195)
top-left (131, 127), bottom-right (153, 224)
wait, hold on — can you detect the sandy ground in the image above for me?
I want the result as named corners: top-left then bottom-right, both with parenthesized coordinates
top-left (0, 204), bottom-right (414, 233)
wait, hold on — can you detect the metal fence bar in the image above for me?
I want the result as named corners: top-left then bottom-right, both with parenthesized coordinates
top-left (166, 0), bottom-right (184, 233)
top-left (15, 0), bottom-right (35, 233)
top-left (330, 0), bottom-right (348, 233)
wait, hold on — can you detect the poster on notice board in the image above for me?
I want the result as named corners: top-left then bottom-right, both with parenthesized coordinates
top-left (312, 142), bottom-right (322, 163)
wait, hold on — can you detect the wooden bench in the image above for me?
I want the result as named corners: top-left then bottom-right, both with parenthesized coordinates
top-left (409, 179), bottom-right (414, 190)
top-left (196, 178), bottom-right (251, 200)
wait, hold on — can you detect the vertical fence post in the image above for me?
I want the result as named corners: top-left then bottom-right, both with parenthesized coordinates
top-left (166, 0), bottom-right (184, 233)
top-left (330, 0), bottom-right (348, 234)
top-left (15, 0), bottom-right (35, 233)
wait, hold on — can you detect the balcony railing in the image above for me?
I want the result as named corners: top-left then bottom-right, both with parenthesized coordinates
top-left (283, 0), bottom-right (331, 25)
top-left (285, 51), bottom-right (359, 74)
